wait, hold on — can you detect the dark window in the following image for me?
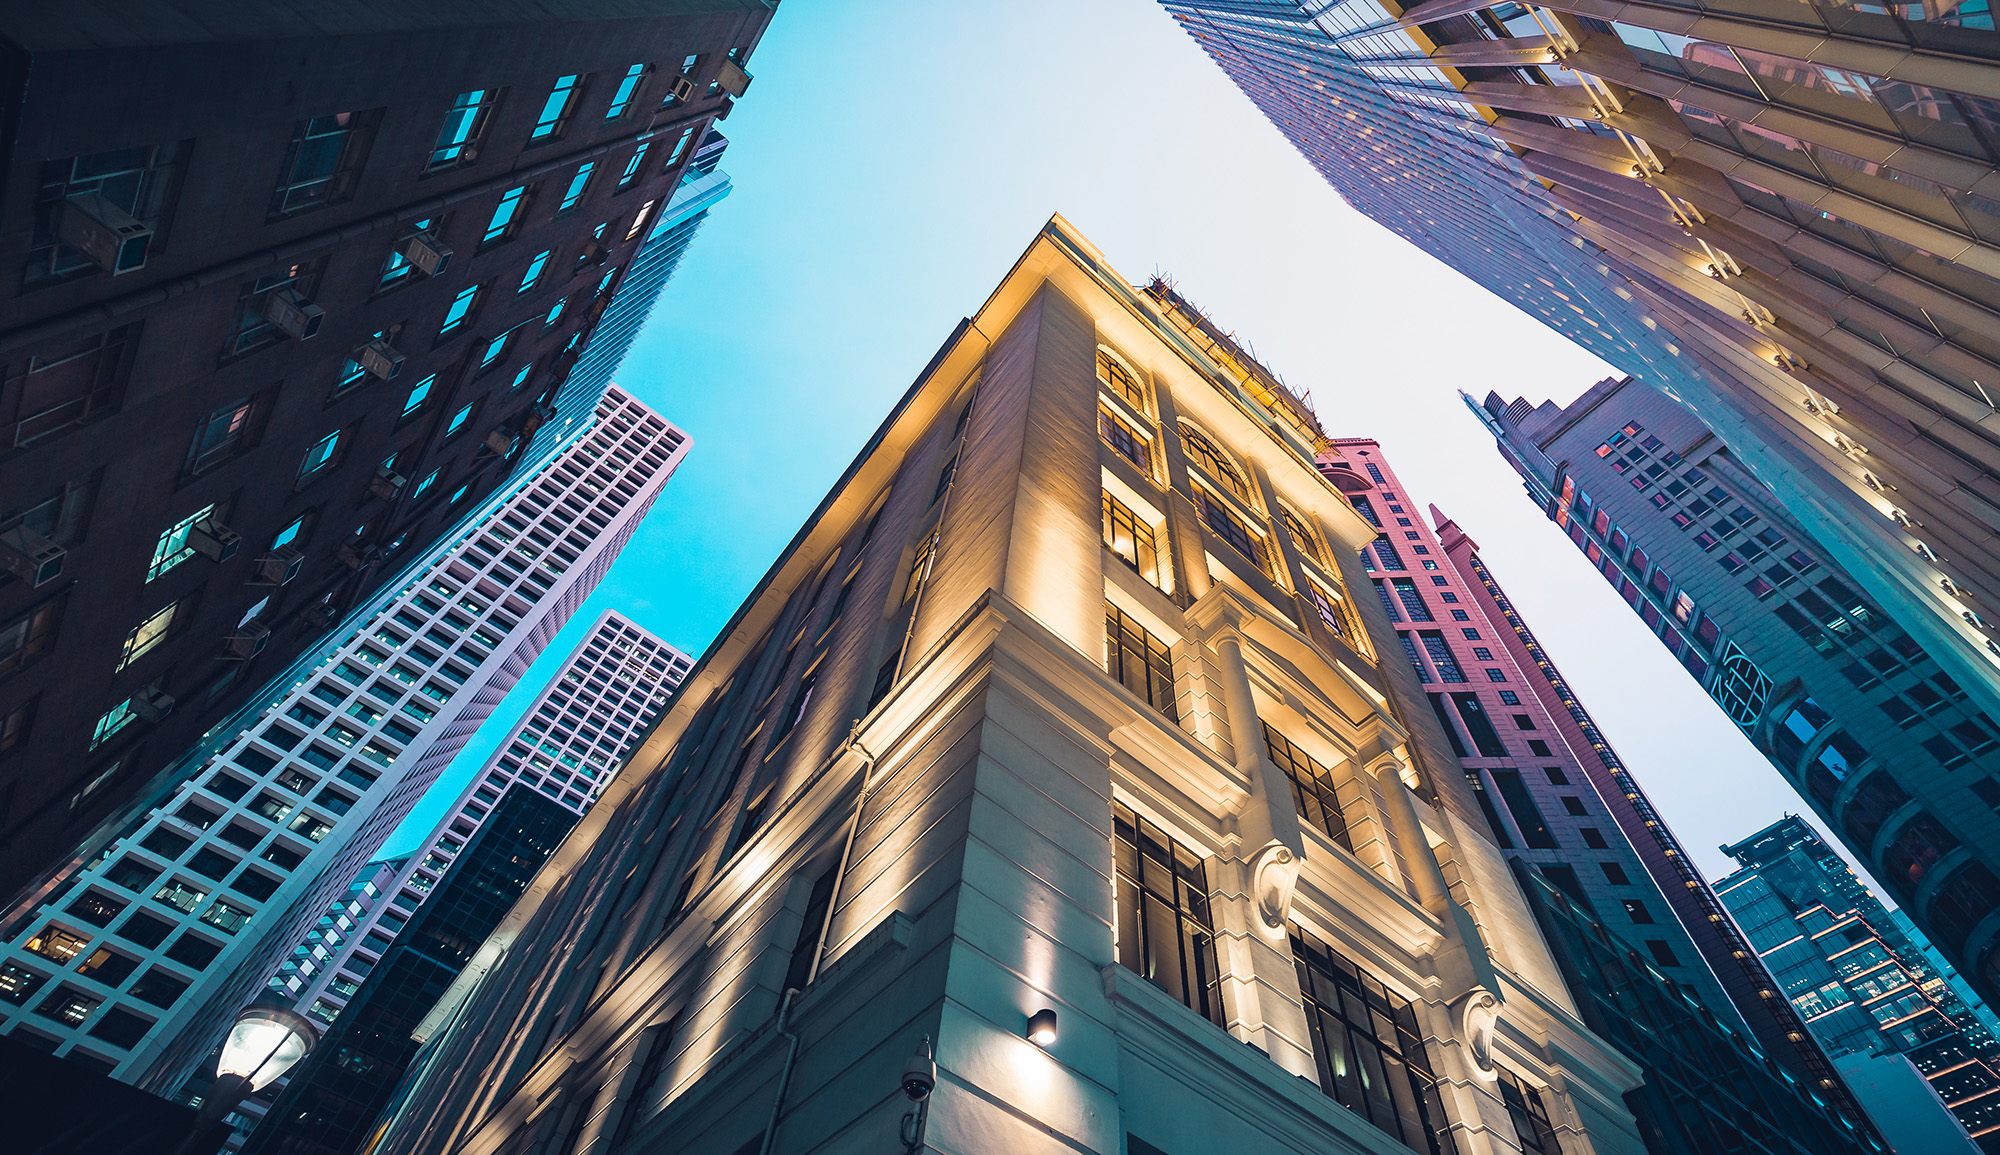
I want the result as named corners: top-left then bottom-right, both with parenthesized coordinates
top-left (1451, 693), bottom-right (1507, 758)
top-left (26, 142), bottom-right (186, 286)
top-left (1622, 899), bottom-right (1654, 924)
top-left (1099, 409), bottom-right (1148, 469)
top-left (65, 891), bottom-right (125, 927)
top-left (87, 1006), bottom-right (153, 1049)
top-left (1418, 632), bottom-right (1464, 682)
top-left (224, 261), bottom-right (324, 357)
top-left (1427, 694), bottom-right (1467, 759)
top-left (1580, 827), bottom-right (1608, 849)
top-left (1264, 723), bottom-right (1351, 851)
top-left (1929, 864), bottom-right (2000, 952)
top-left (1114, 803), bottom-right (1223, 1028)
top-left (1373, 536), bottom-right (1407, 571)
top-left (1391, 578), bottom-right (1432, 622)
top-left (269, 111), bottom-right (381, 217)
top-left (1466, 771), bottom-right (1512, 848)
top-left (5, 325), bottom-right (140, 448)
top-left (114, 911), bottom-right (174, 949)
top-left (1291, 923), bottom-right (1457, 1154)
top-left (1197, 491), bottom-right (1263, 570)
top-left (1600, 862), bottom-right (1630, 885)
top-left (1881, 812), bottom-right (1959, 902)
top-left (164, 933), bottom-right (222, 970)
top-left (1498, 1070), bottom-right (1563, 1154)
top-left (1542, 767), bottom-right (1568, 786)
top-left (1106, 603), bottom-right (1176, 722)
top-left (0, 596), bottom-right (65, 678)
top-left (1842, 770), bottom-right (1912, 850)
top-left (1492, 770), bottom-right (1557, 848)
top-left (782, 865), bottom-right (838, 995)
top-left (127, 968), bottom-right (189, 1009)
top-left (1561, 796), bottom-right (1588, 817)
top-left (1374, 580), bottom-right (1401, 622)
top-left (1399, 633), bottom-right (1430, 684)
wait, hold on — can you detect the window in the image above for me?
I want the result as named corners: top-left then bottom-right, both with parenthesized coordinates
top-left (782, 866), bottom-right (838, 995)
top-left (269, 110), bottom-right (379, 217)
top-left (1178, 426), bottom-right (1245, 498)
top-left (1491, 770), bottom-right (1557, 848)
top-left (1292, 924), bottom-right (1456, 1154)
top-left (902, 527), bottom-right (938, 603)
top-left (1497, 1070), bottom-right (1562, 1154)
top-left (1114, 802), bottom-right (1223, 1027)
top-left (1561, 795), bottom-right (1588, 817)
top-left (617, 142), bottom-right (651, 189)
top-left (482, 185), bottom-right (530, 246)
top-left (518, 250), bottom-right (552, 293)
top-left (184, 396), bottom-right (259, 475)
top-left (478, 328), bottom-right (516, 370)
top-left (1098, 349), bottom-right (1144, 409)
top-left (543, 298), bottom-right (566, 329)
top-left (1282, 509), bottom-right (1320, 564)
top-left (298, 430), bottom-right (342, 482)
top-left (1264, 723), bottom-right (1350, 851)
top-left (225, 261), bottom-right (322, 356)
top-left (411, 469), bottom-right (441, 501)
top-left (606, 63), bottom-right (648, 118)
top-left (116, 602), bottom-right (177, 671)
top-left (147, 504), bottom-right (218, 581)
top-left (400, 374), bottom-right (435, 417)
top-left (1399, 634), bottom-right (1430, 683)
top-left (440, 284), bottom-right (481, 336)
top-left (1418, 632), bottom-right (1464, 682)
top-left (1102, 492), bottom-right (1164, 590)
top-left (665, 124), bottom-right (696, 165)
top-left (530, 75), bottom-right (584, 140)
top-left (1452, 693), bottom-right (1507, 758)
top-left (1622, 898), bottom-right (1655, 924)
top-left (26, 142), bottom-right (188, 285)
top-left (1099, 408), bottom-right (1148, 469)
top-left (624, 199), bottom-right (656, 240)
top-left (1373, 536), bottom-right (1406, 571)
top-left (23, 924), bottom-right (90, 964)
top-left (557, 161), bottom-right (594, 213)
top-left (1197, 491), bottom-right (1264, 570)
top-left (1106, 603), bottom-right (1176, 721)
top-left (1391, 578), bottom-right (1433, 622)
top-left (428, 90), bottom-right (498, 171)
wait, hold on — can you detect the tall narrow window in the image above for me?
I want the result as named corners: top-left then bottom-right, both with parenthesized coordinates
top-left (903, 528), bottom-right (939, 604)
top-left (1099, 408), bottom-right (1148, 470)
top-left (269, 110), bottom-right (380, 217)
top-left (606, 64), bottom-right (648, 118)
top-left (1098, 350), bottom-right (1145, 410)
top-left (1391, 578), bottom-right (1432, 622)
top-left (782, 866), bottom-right (838, 995)
top-left (1466, 770), bottom-right (1513, 848)
top-left (1491, 770), bottom-right (1557, 848)
top-left (117, 603), bottom-right (177, 671)
top-left (1102, 492), bottom-right (1163, 590)
top-left (297, 430), bottom-right (342, 482)
top-left (1451, 693), bottom-right (1507, 758)
top-left (618, 143), bottom-right (651, 189)
top-left (1497, 1070), bottom-right (1562, 1154)
top-left (482, 185), bottom-right (530, 246)
top-left (1398, 633), bottom-right (1429, 683)
top-left (1418, 632), bottom-right (1465, 683)
top-left (530, 75), bottom-right (584, 141)
top-left (1282, 509), bottom-right (1321, 564)
top-left (518, 250), bottom-right (551, 293)
top-left (1373, 536), bottom-right (1407, 570)
top-left (1197, 491), bottom-right (1264, 570)
top-left (1263, 724), bottom-right (1350, 851)
top-left (148, 504), bottom-right (218, 580)
top-left (428, 90), bottom-right (497, 171)
top-left (1374, 580), bottom-right (1401, 623)
top-left (1114, 802), bottom-right (1223, 1028)
top-left (557, 162), bottom-right (594, 214)
top-left (1105, 603), bottom-right (1176, 721)
top-left (440, 284), bottom-right (481, 335)
top-left (1291, 923), bottom-right (1457, 1154)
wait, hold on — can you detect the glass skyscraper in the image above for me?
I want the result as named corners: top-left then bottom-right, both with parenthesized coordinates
top-left (1159, 1), bottom-right (2000, 802)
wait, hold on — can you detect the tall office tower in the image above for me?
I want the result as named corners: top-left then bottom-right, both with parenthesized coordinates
top-left (1471, 377), bottom-right (2000, 1011)
top-left (0, 3), bottom-right (771, 908)
top-left (243, 787), bottom-right (581, 1155)
top-left (369, 218), bottom-right (1873, 1155)
top-left (1322, 439), bottom-right (1848, 1093)
top-left (1717, 815), bottom-right (2000, 1151)
top-left (215, 611), bottom-right (686, 1147)
top-left (1159, 2), bottom-right (2000, 757)
top-left (0, 389), bottom-right (686, 1097)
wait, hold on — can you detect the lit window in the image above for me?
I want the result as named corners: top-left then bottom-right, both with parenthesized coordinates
top-left (1105, 602), bottom-right (1175, 720)
top-left (624, 199), bottom-right (656, 240)
top-left (617, 142), bottom-right (650, 188)
top-left (665, 125), bottom-right (695, 165)
top-left (411, 469), bottom-right (441, 500)
top-left (147, 504), bottom-right (217, 581)
top-left (272, 516), bottom-right (306, 550)
top-left (607, 63), bottom-right (647, 118)
top-left (117, 602), bottom-right (178, 671)
top-left (1113, 803), bottom-right (1221, 1026)
top-left (440, 284), bottom-right (481, 336)
top-left (557, 161), bottom-right (594, 213)
top-left (377, 217), bottom-right (437, 289)
top-left (90, 698), bottom-right (137, 749)
top-left (401, 374), bottom-right (435, 416)
top-left (1102, 492), bottom-right (1164, 591)
top-left (298, 431), bottom-right (342, 480)
top-left (530, 74), bottom-right (583, 140)
top-left (595, 267), bottom-right (618, 295)
top-left (518, 250), bottom-right (551, 293)
top-left (1099, 408), bottom-right (1148, 470)
top-left (1179, 425), bottom-right (1246, 498)
top-left (482, 186), bottom-right (529, 246)
top-left (445, 404), bottom-right (475, 438)
top-left (428, 90), bottom-right (496, 171)
top-left (1097, 349), bottom-right (1144, 410)
top-left (544, 299), bottom-right (565, 328)
top-left (478, 330), bottom-right (513, 368)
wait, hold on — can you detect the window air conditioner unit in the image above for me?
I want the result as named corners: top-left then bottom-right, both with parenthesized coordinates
top-left (585, 297), bottom-right (611, 324)
top-left (336, 543), bottom-right (375, 570)
top-left (485, 429), bottom-right (516, 454)
top-left (58, 192), bottom-right (153, 275)
top-left (401, 232), bottom-right (453, 277)
top-left (250, 545), bottom-right (305, 586)
top-left (718, 60), bottom-right (753, 98)
top-left (222, 624), bottom-right (271, 660)
top-left (0, 527), bottom-right (65, 586)
top-left (578, 240), bottom-right (608, 266)
top-left (133, 687), bottom-right (175, 723)
top-left (358, 339), bottom-right (404, 381)
top-left (189, 517), bottom-right (242, 562)
top-left (369, 467), bottom-right (407, 500)
top-left (303, 602), bottom-right (339, 629)
top-left (264, 288), bottom-right (326, 340)
top-left (668, 76), bottom-right (696, 103)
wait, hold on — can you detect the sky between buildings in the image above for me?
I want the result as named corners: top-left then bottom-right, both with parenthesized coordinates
top-left (387, 0), bottom-right (1870, 892)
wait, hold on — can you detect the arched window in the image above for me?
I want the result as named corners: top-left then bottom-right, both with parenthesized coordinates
top-left (1282, 506), bottom-right (1321, 564)
top-left (1178, 424), bottom-right (1247, 500)
top-left (1097, 349), bottom-right (1144, 411)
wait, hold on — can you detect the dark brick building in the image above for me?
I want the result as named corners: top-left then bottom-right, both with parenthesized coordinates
top-left (0, 3), bottom-right (773, 907)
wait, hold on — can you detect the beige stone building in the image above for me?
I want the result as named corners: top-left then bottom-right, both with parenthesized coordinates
top-left (365, 218), bottom-right (1730, 1155)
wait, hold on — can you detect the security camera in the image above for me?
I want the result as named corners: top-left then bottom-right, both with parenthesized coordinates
top-left (901, 1047), bottom-right (935, 1102)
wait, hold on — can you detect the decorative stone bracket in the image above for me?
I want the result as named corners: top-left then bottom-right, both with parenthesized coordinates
top-left (1453, 987), bottom-right (1503, 1081)
top-left (1248, 841), bottom-right (1301, 930)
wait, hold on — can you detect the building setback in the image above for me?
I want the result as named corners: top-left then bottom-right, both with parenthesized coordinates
top-left (1717, 814), bottom-right (2000, 1151)
top-left (1156, 1), bottom-right (2000, 786)
top-left (0, 388), bottom-right (686, 1096)
top-left (0, 1), bottom-right (771, 911)
top-left (1471, 378), bottom-right (2000, 1011)
top-left (368, 218), bottom-right (1875, 1155)
top-left (1320, 439), bottom-right (1855, 1103)
top-left (243, 786), bottom-right (583, 1155)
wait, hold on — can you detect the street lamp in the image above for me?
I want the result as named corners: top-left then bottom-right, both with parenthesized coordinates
top-left (176, 997), bottom-right (318, 1154)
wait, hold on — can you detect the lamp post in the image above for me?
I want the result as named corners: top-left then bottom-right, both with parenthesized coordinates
top-left (175, 997), bottom-right (319, 1155)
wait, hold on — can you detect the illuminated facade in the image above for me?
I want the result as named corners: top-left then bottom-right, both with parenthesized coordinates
top-left (1159, 1), bottom-right (2000, 795)
top-left (0, 389), bottom-right (685, 1098)
top-left (1717, 815), bottom-right (2000, 1150)
top-left (367, 218), bottom-right (1875, 1155)
top-left (1472, 375), bottom-right (2000, 1015)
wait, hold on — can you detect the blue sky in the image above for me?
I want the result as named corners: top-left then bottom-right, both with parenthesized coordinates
top-left (388, 0), bottom-right (1860, 886)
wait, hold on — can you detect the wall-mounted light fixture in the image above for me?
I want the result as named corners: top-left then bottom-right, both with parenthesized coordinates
top-left (1027, 1008), bottom-right (1058, 1047)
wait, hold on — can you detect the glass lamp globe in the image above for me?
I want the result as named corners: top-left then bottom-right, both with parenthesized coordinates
top-left (217, 1005), bottom-right (319, 1091)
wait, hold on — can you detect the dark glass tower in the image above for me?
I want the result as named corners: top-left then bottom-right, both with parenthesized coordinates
top-left (239, 786), bottom-right (579, 1155)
